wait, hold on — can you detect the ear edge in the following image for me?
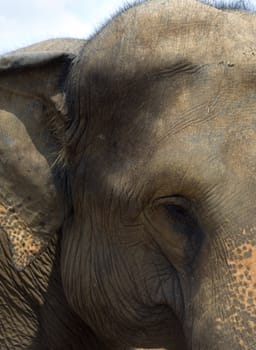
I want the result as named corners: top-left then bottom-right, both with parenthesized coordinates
top-left (0, 52), bottom-right (75, 73)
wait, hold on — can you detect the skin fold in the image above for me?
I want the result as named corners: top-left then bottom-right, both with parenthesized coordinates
top-left (1, 0), bottom-right (256, 349)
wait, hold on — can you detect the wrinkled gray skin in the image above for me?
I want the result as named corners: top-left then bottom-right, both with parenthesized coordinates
top-left (1, 0), bottom-right (256, 349)
top-left (0, 39), bottom-right (132, 350)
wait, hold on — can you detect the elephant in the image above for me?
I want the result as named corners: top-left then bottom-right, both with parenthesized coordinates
top-left (1, 0), bottom-right (256, 349)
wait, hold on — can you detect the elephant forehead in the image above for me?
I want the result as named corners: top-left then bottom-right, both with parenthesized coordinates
top-left (86, 0), bottom-right (256, 71)
top-left (82, 2), bottom-right (256, 159)
top-left (84, 63), bottom-right (256, 193)
top-left (79, 0), bottom-right (256, 197)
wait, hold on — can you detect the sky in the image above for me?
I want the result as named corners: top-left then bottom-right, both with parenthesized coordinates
top-left (0, 0), bottom-right (128, 54)
top-left (1, 0), bottom-right (256, 54)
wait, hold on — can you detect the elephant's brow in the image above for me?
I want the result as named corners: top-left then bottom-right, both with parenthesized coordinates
top-left (148, 60), bottom-right (201, 80)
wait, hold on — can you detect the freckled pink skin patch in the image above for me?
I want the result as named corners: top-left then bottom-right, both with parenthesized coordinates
top-left (0, 203), bottom-right (46, 270)
top-left (216, 227), bottom-right (256, 347)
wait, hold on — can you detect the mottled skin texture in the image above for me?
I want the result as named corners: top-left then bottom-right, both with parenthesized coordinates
top-left (1, 1), bottom-right (256, 350)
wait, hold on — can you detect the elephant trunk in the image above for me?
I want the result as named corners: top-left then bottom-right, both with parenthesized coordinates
top-left (183, 202), bottom-right (256, 350)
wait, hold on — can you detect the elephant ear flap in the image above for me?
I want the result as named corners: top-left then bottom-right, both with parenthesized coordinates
top-left (0, 51), bottom-right (74, 270)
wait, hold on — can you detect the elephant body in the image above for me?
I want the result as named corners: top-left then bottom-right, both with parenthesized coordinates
top-left (1, 1), bottom-right (256, 349)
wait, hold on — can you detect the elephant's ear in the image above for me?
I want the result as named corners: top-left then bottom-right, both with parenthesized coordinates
top-left (0, 51), bottom-right (74, 270)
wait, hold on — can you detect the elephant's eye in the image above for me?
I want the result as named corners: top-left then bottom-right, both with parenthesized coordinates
top-left (155, 195), bottom-right (203, 248)
top-left (165, 197), bottom-right (203, 262)
top-left (163, 196), bottom-right (195, 236)
top-left (156, 195), bottom-right (192, 224)
top-left (149, 195), bottom-right (203, 270)
top-left (164, 196), bottom-right (191, 219)
top-left (166, 204), bottom-right (187, 218)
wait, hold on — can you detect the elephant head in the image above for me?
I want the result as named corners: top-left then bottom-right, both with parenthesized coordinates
top-left (1, 1), bottom-right (256, 350)
top-left (61, 1), bottom-right (256, 349)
